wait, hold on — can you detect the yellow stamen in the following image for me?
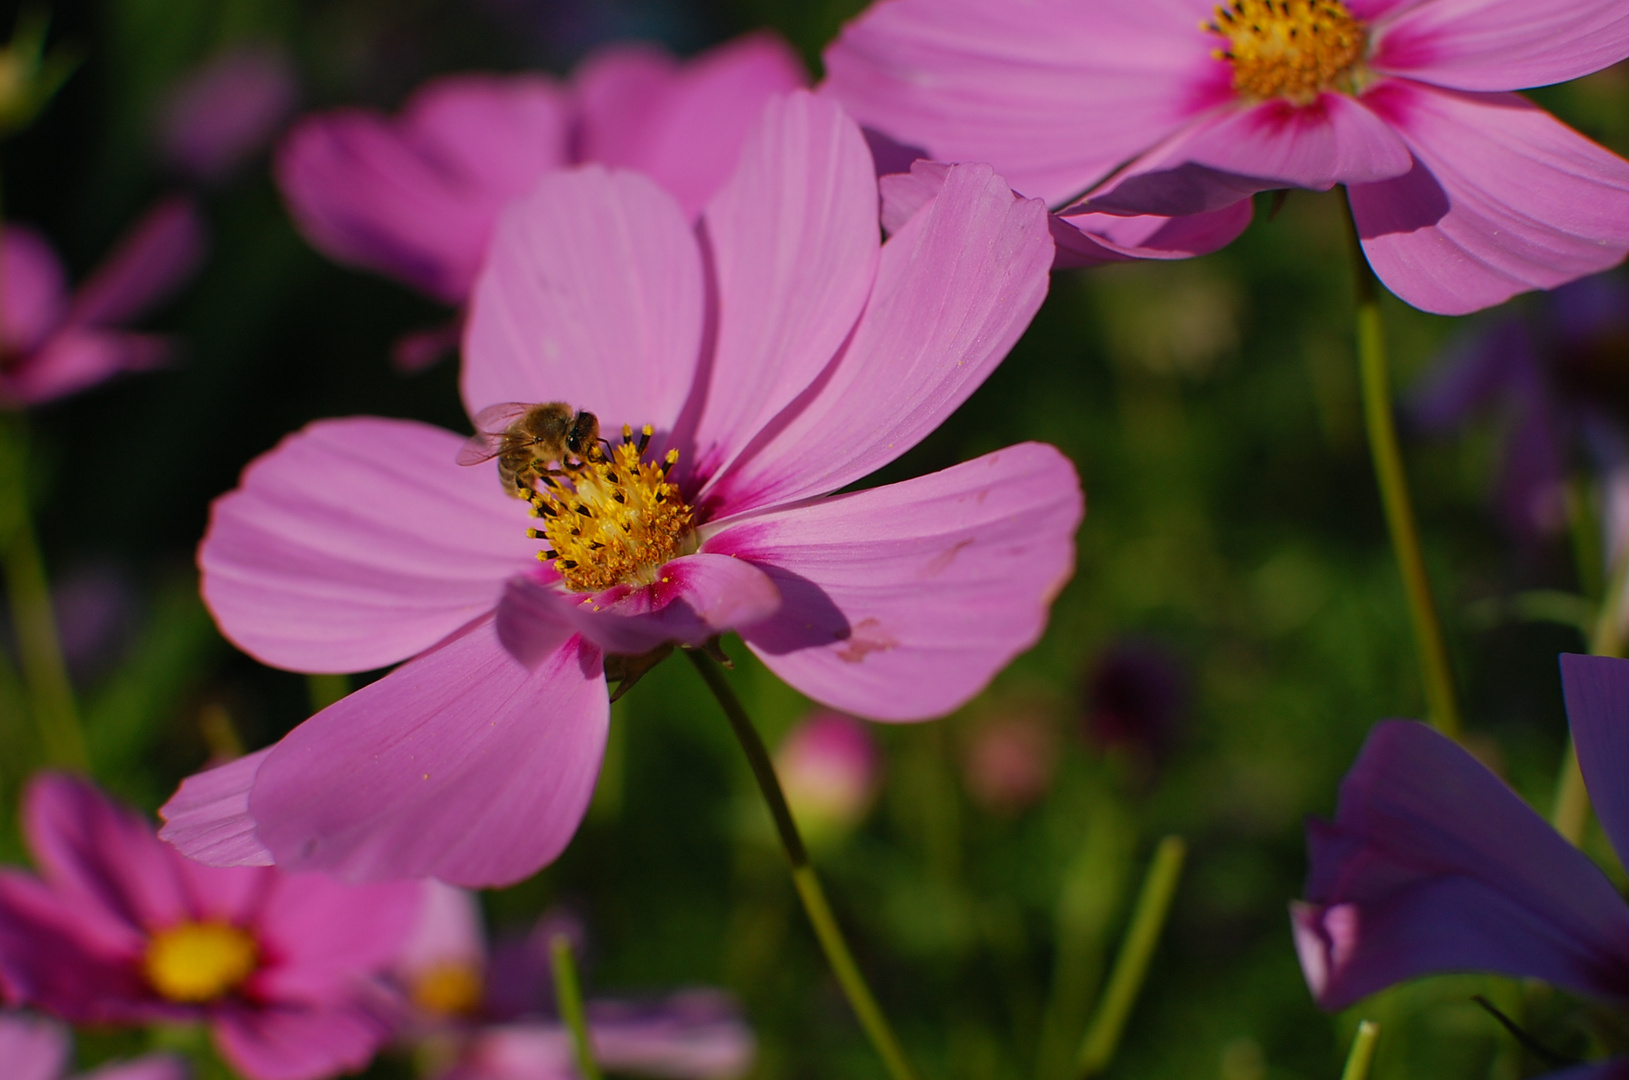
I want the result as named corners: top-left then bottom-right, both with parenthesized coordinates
top-left (411, 962), bottom-right (484, 1016)
top-left (144, 921), bottom-right (259, 1003)
top-left (1205, 0), bottom-right (1368, 105)
top-left (529, 432), bottom-right (694, 593)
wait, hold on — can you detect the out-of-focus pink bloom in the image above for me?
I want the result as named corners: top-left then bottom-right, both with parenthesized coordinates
top-left (1084, 640), bottom-right (1190, 766)
top-left (0, 199), bottom-right (205, 408)
top-left (50, 561), bottom-right (139, 683)
top-left (277, 31), bottom-right (805, 310)
top-left (775, 712), bottom-right (881, 841)
top-left (1293, 654), bottom-right (1629, 1072)
top-left (160, 44), bottom-right (298, 185)
top-left (962, 709), bottom-right (1058, 815)
top-left (161, 92), bottom-right (1081, 888)
top-left (825, 0), bottom-right (1629, 314)
top-left (0, 1012), bottom-right (186, 1080)
top-left (0, 775), bottom-right (422, 1080)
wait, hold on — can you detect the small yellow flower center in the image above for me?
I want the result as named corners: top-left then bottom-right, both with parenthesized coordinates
top-left (410, 961), bottom-right (485, 1016)
top-left (525, 424), bottom-right (696, 593)
top-left (1206, 0), bottom-right (1369, 105)
top-left (143, 921), bottom-right (259, 1003)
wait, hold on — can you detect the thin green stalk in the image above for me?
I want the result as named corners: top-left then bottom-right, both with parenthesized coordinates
top-left (1340, 1021), bottom-right (1380, 1080)
top-left (306, 672), bottom-right (350, 713)
top-left (1550, 533), bottom-right (1629, 843)
top-left (1341, 198), bottom-right (1462, 740)
top-left (0, 419), bottom-right (86, 769)
top-left (688, 650), bottom-right (921, 1080)
top-left (550, 933), bottom-right (603, 1080)
top-left (1075, 836), bottom-right (1186, 1078)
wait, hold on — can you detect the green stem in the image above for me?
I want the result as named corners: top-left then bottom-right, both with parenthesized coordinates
top-left (688, 650), bottom-right (921, 1080)
top-left (306, 672), bottom-right (350, 713)
top-left (550, 933), bottom-right (603, 1080)
top-left (1341, 197), bottom-right (1462, 741)
top-left (1075, 836), bottom-right (1186, 1078)
top-left (1340, 1021), bottom-right (1380, 1080)
top-left (0, 418), bottom-right (86, 769)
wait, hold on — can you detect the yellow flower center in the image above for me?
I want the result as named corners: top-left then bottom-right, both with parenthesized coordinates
top-left (526, 424), bottom-right (696, 593)
top-left (144, 921), bottom-right (259, 1003)
top-left (1206, 0), bottom-right (1369, 105)
top-left (411, 961), bottom-right (485, 1016)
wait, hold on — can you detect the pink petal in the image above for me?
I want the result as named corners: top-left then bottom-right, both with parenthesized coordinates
top-left (1, 227), bottom-right (67, 352)
top-left (69, 197), bottom-right (207, 328)
top-left (158, 749), bottom-right (275, 867)
top-left (712, 443), bottom-right (1082, 721)
top-left (582, 33), bottom-right (808, 219)
top-left (199, 417), bottom-right (533, 674)
top-left (1560, 654), bottom-right (1629, 870)
top-left (0, 329), bottom-right (171, 408)
top-left (395, 880), bottom-right (486, 979)
top-left (461, 166), bottom-right (703, 436)
top-left (1297, 721), bottom-right (1629, 1009)
top-left (1351, 84), bottom-right (1629, 315)
top-left (247, 617), bottom-right (608, 887)
top-left (821, 0), bottom-right (1221, 206)
top-left (1374, 0), bottom-right (1629, 92)
top-left (391, 317), bottom-right (464, 374)
top-left (588, 992), bottom-right (756, 1079)
top-left (1164, 94), bottom-right (1412, 190)
top-left (572, 44), bottom-right (681, 175)
top-left (0, 871), bottom-right (158, 1020)
top-left (213, 1003), bottom-right (392, 1080)
top-left (703, 163), bottom-right (1051, 513)
top-left (159, 44), bottom-right (298, 184)
top-left (249, 872), bottom-right (421, 1001)
top-left (499, 553), bottom-right (780, 658)
top-left (0, 1013), bottom-right (69, 1080)
top-left (276, 75), bottom-right (569, 304)
top-left (683, 91), bottom-right (879, 484)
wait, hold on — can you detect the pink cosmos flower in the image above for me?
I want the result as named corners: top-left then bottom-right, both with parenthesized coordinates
top-left (159, 91), bottom-right (1082, 888)
top-left (1, 1012), bottom-right (184, 1080)
top-left (1293, 653), bottom-right (1629, 1078)
top-left (396, 882), bottom-right (754, 1080)
top-left (0, 774), bottom-right (423, 1080)
top-left (277, 32), bottom-right (804, 309)
top-left (159, 43), bottom-right (298, 185)
top-left (774, 712), bottom-right (882, 841)
top-left (0, 198), bottom-right (205, 408)
top-left (824, 0), bottom-right (1629, 314)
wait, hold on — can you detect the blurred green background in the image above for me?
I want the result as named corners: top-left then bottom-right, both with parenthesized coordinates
top-left (4, 1), bottom-right (1629, 1077)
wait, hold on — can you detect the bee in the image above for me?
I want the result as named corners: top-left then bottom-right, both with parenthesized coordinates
top-left (457, 402), bottom-right (602, 496)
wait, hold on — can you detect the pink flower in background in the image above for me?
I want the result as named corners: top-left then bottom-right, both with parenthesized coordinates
top-left (0, 1012), bottom-right (184, 1080)
top-left (160, 91), bottom-right (1081, 888)
top-left (395, 883), bottom-right (754, 1080)
top-left (824, 0), bottom-right (1629, 314)
top-left (277, 31), bottom-right (804, 353)
top-left (775, 712), bottom-right (882, 842)
top-left (159, 43), bottom-right (298, 185)
top-left (0, 198), bottom-right (205, 408)
top-left (962, 708), bottom-right (1058, 816)
top-left (0, 774), bottom-right (423, 1080)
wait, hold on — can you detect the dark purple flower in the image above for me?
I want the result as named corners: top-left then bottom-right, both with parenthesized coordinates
top-left (159, 44), bottom-right (298, 185)
top-left (1293, 653), bottom-right (1629, 1077)
top-left (1084, 640), bottom-right (1190, 764)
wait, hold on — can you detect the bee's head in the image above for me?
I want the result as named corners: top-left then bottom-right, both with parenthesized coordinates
top-left (566, 411), bottom-right (600, 454)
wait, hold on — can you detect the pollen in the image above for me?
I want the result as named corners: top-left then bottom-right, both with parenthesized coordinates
top-left (144, 921), bottom-right (259, 1003)
top-left (1205, 0), bottom-right (1368, 105)
top-left (527, 424), bottom-right (695, 593)
top-left (411, 961), bottom-right (484, 1016)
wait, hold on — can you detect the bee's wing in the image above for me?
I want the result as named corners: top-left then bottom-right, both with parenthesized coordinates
top-left (456, 402), bottom-right (532, 465)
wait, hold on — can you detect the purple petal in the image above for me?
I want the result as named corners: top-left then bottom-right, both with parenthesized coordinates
top-left (713, 443), bottom-right (1082, 721)
top-left (1561, 654), bottom-right (1629, 871)
top-left (462, 166), bottom-right (702, 437)
top-left (681, 91), bottom-right (879, 486)
top-left (1406, 317), bottom-right (1538, 431)
top-left (394, 880), bottom-right (486, 980)
top-left (0, 329), bottom-right (171, 408)
top-left (703, 163), bottom-right (1051, 513)
top-left (249, 872), bottom-right (421, 1001)
top-left (0, 871), bottom-right (157, 1022)
top-left (1375, 0), bottom-right (1629, 93)
top-left (213, 1002), bottom-right (392, 1080)
top-left (452, 1023), bottom-right (575, 1080)
top-left (248, 617), bottom-right (608, 887)
top-left (158, 749), bottom-right (275, 866)
top-left (1295, 720), bottom-right (1629, 1009)
top-left (199, 417), bottom-right (531, 674)
top-left (1351, 84), bottom-right (1629, 315)
top-left (588, 991), bottom-right (755, 1078)
top-left (1052, 203), bottom-right (1255, 266)
top-left (68, 198), bottom-right (206, 328)
top-left (821, 0), bottom-right (1221, 206)
top-left (159, 44), bottom-right (298, 184)
top-left (276, 75), bottom-right (569, 303)
top-left (500, 553), bottom-right (781, 658)
top-left (1, 227), bottom-right (67, 353)
top-left (0, 1013), bottom-right (69, 1080)
top-left (391, 317), bottom-right (464, 374)
top-left (580, 33), bottom-right (807, 219)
